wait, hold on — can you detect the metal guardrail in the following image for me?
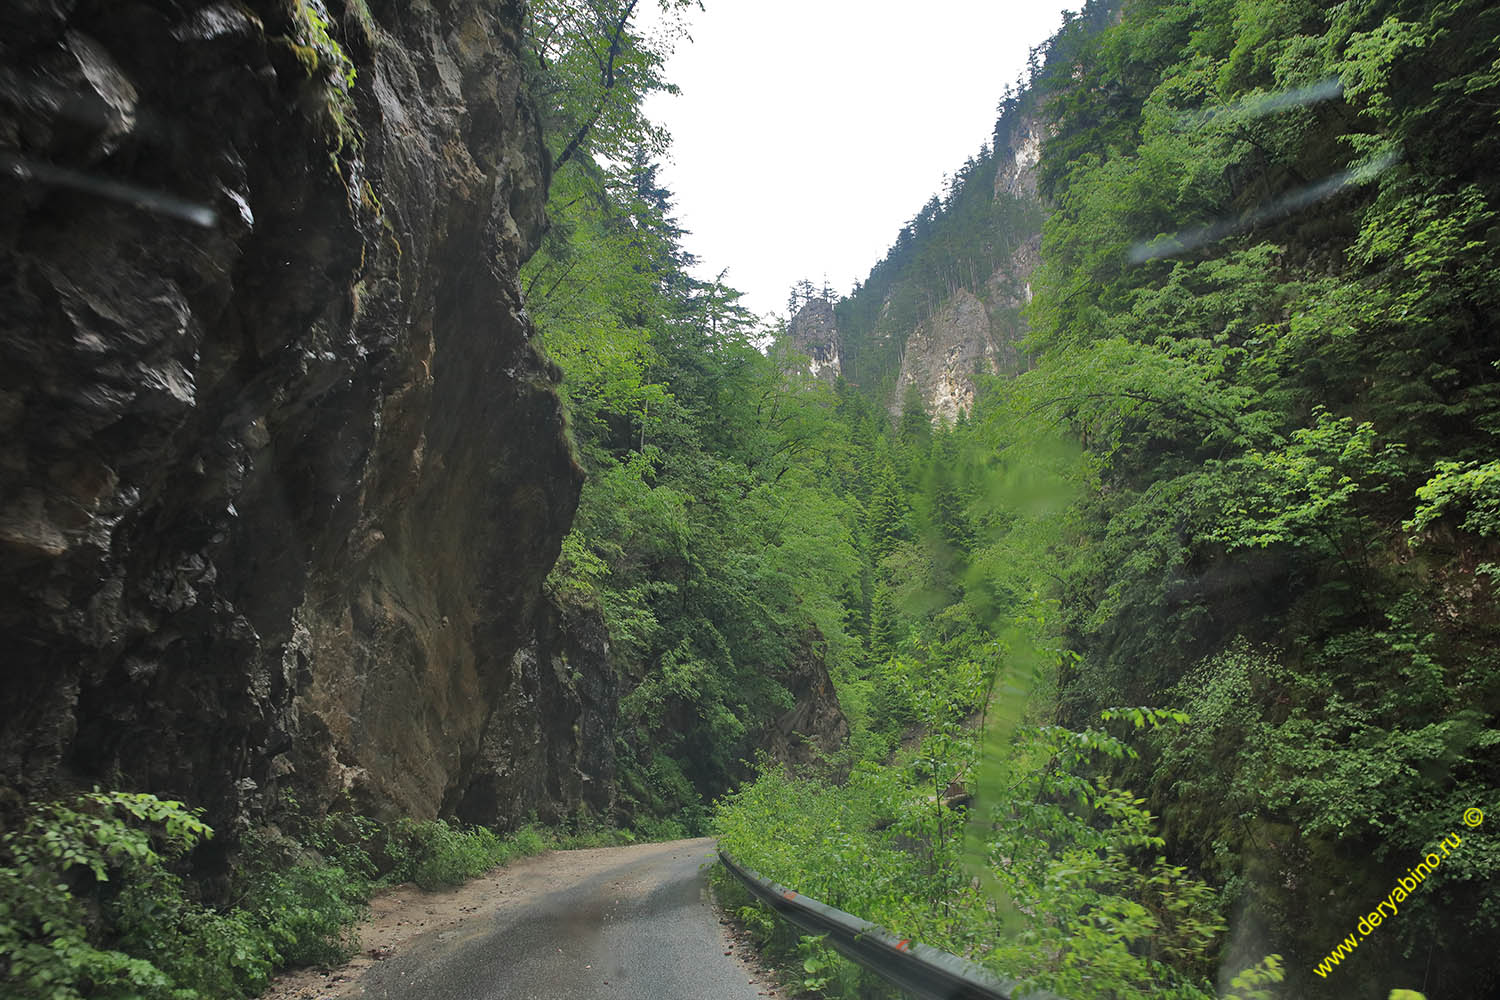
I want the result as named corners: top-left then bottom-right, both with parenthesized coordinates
top-left (717, 849), bottom-right (1063, 1000)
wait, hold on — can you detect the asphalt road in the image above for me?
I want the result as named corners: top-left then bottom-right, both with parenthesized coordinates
top-left (352, 837), bottom-right (771, 1000)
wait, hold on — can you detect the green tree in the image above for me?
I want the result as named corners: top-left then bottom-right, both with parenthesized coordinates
top-left (525, 0), bottom-right (699, 170)
top-left (866, 457), bottom-right (911, 563)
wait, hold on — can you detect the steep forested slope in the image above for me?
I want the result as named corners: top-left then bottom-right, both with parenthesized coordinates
top-left (523, 149), bottom-right (863, 826)
top-left (1014, 0), bottom-right (1500, 994)
top-left (831, 128), bottom-right (1044, 407)
top-left (721, 1), bottom-right (1500, 998)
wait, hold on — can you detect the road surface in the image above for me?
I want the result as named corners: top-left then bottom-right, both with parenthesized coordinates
top-left (266, 837), bottom-right (780, 1000)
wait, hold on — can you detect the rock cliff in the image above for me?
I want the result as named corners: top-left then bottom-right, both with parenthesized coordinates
top-left (994, 112), bottom-right (1044, 202)
top-left (787, 297), bottom-right (841, 380)
top-left (0, 0), bottom-right (611, 838)
top-left (889, 114), bottom-right (1044, 424)
top-left (758, 632), bottom-right (848, 771)
top-left (891, 288), bottom-right (997, 424)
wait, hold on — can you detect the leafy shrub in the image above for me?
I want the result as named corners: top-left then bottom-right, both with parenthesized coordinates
top-left (109, 871), bottom-right (277, 996)
top-left (618, 753), bottom-right (710, 837)
top-left (715, 715), bottom-right (1266, 1000)
top-left (304, 811), bottom-right (383, 882)
top-left (1, 790), bottom-right (563, 999)
top-left (381, 818), bottom-right (517, 889)
top-left (239, 860), bottom-right (367, 968)
top-left (412, 822), bottom-right (504, 889)
top-left (0, 790), bottom-right (241, 1000)
top-left (634, 814), bottom-right (692, 841)
top-left (510, 825), bottom-right (547, 856)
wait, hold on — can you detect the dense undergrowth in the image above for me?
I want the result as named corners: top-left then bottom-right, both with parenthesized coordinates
top-left (700, 0), bottom-right (1500, 994)
top-left (0, 790), bottom-right (638, 999)
top-left (715, 708), bottom-right (1284, 1000)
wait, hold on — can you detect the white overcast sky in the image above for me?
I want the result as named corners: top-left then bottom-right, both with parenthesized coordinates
top-left (636, 1), bottom-right (1077, 319)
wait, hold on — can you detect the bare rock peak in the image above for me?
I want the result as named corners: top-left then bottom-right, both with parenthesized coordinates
top-left (788, 296), bottom-right (842, 380)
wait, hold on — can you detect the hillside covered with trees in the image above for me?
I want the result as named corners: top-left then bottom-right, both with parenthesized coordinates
top-left (718, 0), bottom-right (1500, 997)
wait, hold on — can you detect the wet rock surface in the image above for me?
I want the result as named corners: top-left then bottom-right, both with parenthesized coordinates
top-left (0, 0), bottom-right (598, 840)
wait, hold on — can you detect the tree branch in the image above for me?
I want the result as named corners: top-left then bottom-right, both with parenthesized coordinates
top-left (553, 0), bottom-right (641, 172)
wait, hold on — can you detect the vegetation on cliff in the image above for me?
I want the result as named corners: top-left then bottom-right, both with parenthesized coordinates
top-left (1020, 0), bottom-right (1498, 993)
top-left (715, 0), bottom-right (1499, 998)
top-left (4, 0), bottom-right (1497, 997)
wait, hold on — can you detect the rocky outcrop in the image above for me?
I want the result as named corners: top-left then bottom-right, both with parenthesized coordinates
top-left (787, 297), bottom-right (841, 380)
top-left (891, 288), bottom-right (996, 424)
top-left (0, 0), bottom-right (598, 838)
top-left (994, 113), bottom-right (1044, 202)
top-left (452, 593), bottom-right (617, 826)
top-left (759, 633), bottom-right (848, 772)
top-left (891, 113), bottom-right (1044, 424)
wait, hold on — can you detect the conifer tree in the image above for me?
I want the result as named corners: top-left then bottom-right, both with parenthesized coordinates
top-left (896, 385), bottom-right (932, 474)
top-left (866, 459), bottom-right (911, 563)
top-left (928, 430), bottom-right (974, 558)
top-left (867, 582), bottom-right (901, 663)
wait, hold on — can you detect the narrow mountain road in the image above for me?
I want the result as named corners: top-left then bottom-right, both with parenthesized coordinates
top-left (263, 837), bottom-right (784, 1000)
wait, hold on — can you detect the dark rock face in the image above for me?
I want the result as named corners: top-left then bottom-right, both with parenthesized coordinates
top-left (453, 593), bottom-right (617, 827)
top-left (758, 633), bottom-right (848, 771)
top-left (0, 0), bottom-right (602, 836)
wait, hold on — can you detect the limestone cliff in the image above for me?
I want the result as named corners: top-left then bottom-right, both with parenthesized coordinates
top-left (787, 297), bottom-right (841, 380)
top-left (0, 0), bottom-right (611, 838)
top-left (890, 288), bottom-right (997, 424)
top-left (889, 114), bottom-right (1045, 423)
top-left (994, 112), bottom-right (1044, 202)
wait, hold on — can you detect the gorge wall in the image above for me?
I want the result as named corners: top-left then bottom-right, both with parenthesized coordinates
top-left (0, 0), bottom-right (613, 840)
top-left (800, 109), bottom-right (1046, 425)
top-left (887, 115), bottom-right (1044, 423)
